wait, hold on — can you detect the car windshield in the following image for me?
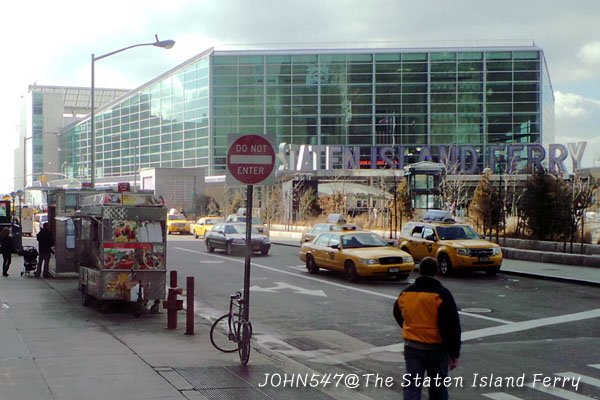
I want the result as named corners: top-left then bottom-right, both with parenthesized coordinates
top-left (341, 233), bottom-right (388, 248)
top-left (206, 218), bottom-right (224, 225)
top-left (224, 225), bottom-right (259, 234)
top-left (436, 225), bottom-right (480, 240)
top-left (169, 215), bottom-right (186, 221)
top-left (236, 216), bottom-right (262, 224)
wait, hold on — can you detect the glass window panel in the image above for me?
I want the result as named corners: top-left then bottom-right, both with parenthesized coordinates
top-left (402, 83), bottom-right (427, 93)
top-left (486, 72), bottom-right (512, 81)
top-left (458, 52), bottom-right (483, 60)
top-left (458, 82), bottom-right (483, 92)
top-left (486, 52), bottom-right (511, 60)
top-left (402, 104), bottom-right (427, 113)
top-left (403, 73), bottom-right (428, 83)
top-left (514, 92), bottom-right (539, 102)
top-left (238, 55), bottom-right (263, 64)
top-left (431, 104), bottom-right (456, 113)
top-left (431, 82), bottom-right (457, 92)
top-left (376, 63), bottom-right (402, 73)
top-left (431, 52), bottom-right (456, 62)
top-left (431, 93), bottom-right (456, 103)
top-left (487, 103), bottom-right (512, 112)
top-left (513, 51), bottom-right (539, 60)
top-left (213, 76), bottom-right (237, 85)
top-left (291, 54), bottom-right (317, 63)
top-left (402, 93), bottom-right (427, 103)
top-left (431, 63), bottom-right (457, 73)
top-left (266, 55), bottom-right (291, 64)
top-left (514, 82), bottom-right (538, 92)
top-left (213, 56), bottom-right (237, 65)
top-left (487, 92), bottom-right (512, 102)
top-left (376, 73), bottom-right (402, 83)
top-left (514, 61), bottom-right (539, 71)
top-left (486, 61), bottom-right (513, 71)
top-left (514, 103), bottom-right (539, 112)
top-left (347, 53), bottom-right (372, 62)
top-left (402, 53), bottom-right (427, 62)
top-left (375, 53), bottom-right (401, 62)
top-left (514, 71), bottom-right (539, 81)
top-left (431, 72), bottom-right (456, 82)
top-left (238, 65), bottom-right (264, 75)
top-left (457, 103), bottom-right (483, 113)
top-left (214, 66), bottom-right (237, 75)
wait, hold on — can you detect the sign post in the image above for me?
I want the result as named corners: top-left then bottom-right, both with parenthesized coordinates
top-left (226, 134), bottom-right (275, 322)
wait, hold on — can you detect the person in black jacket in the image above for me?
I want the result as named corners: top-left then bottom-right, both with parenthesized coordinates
top-left (35, 222), bottom-right (54, 278)
top-left (0, 227), bottom-right (14, 277)
top-left (393, 257), bottom-right (461, 400)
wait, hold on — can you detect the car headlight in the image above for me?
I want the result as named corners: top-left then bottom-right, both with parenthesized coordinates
top-left (491, 247), bottom-right (502, 256)
top-left (403, 256), bottom-right (414, 264)
top-left (456, 248), bottom-right (470, 256)
top-left (359, 258), bottom-right (378, 265)
top-left (232, 239), bottom-right (245, 244)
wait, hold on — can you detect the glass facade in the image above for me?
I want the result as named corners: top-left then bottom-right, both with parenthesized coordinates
top-left (63, 46), bottom-right (553, 181)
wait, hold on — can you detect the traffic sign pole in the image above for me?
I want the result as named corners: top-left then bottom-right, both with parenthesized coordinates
top-left (225, 134), bottom-right (275, 327)
top-left (243, 184), bottom-right (253, 322)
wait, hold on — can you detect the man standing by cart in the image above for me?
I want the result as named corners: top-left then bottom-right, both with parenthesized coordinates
top-left (35, 222), bottom-right (54, 278)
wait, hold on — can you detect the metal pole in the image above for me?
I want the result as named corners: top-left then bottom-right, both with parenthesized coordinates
top-left (90, 54), bottom-right (96, 187)
top-left (243, 184), bottom-right (253, 322)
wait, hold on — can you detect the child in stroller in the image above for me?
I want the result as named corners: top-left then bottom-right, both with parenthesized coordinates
top-left (21, 246), bottom-right (39, 276)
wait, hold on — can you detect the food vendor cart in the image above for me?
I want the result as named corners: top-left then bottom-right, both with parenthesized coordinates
top-left (72, 192), bottom-right (167, 316)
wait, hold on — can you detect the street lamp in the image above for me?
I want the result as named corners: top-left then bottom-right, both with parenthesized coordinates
top-left (90, 35), bottom-right (175, 187)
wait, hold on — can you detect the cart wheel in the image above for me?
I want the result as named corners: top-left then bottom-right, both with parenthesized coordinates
top-left (21, 271), bottom-right (24, 276)
top-left (150, 300), bottom-right (160, 314)
top-left (99, 302), bottom-right (110, 314)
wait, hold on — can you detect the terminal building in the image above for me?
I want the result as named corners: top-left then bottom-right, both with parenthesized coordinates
top-left (18, 43), bottom-right (559, 212)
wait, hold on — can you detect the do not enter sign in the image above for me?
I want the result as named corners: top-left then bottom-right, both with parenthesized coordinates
top-left (226, 134), bottom-right (276, 185)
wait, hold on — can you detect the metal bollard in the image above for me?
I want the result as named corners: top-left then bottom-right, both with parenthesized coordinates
top-left (163, 270), bottom-right (183, 329)
top-left (185, 276), bottom-right (194, 335)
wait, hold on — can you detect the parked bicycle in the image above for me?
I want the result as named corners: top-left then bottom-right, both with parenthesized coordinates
top-left (209, 291), bottom-right (253, 365)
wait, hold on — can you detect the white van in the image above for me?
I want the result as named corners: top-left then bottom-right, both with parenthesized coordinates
top-left (33, 213), bottom-right (48, 236)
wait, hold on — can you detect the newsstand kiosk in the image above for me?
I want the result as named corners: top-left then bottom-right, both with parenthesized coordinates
top-left (72, 192), bottom-right (167, 316)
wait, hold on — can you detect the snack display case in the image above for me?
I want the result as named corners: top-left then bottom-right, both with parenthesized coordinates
top-left (71, 192), bottom-right (167, 316)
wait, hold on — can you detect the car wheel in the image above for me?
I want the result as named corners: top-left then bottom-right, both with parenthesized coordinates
top-left (438, 254), bottom-right (453, 276)
top-left (306, 255), bottom-right (319, 274)
top-left (206, 240), bottom-right (214, 253)
top-left (344, 261), bottom-right (359, 283)
top-left (194, 231), bottom-right (199, 239)
top-left (486, 267), bottom-right (500, 276)
top-left (260, 247), bottom-right (269, 256)
top-left (226, 242), bottom-right (233, 255)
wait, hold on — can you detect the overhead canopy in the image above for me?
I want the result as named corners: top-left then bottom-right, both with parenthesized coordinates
top-left (318, 182), bottom-right (392, 199)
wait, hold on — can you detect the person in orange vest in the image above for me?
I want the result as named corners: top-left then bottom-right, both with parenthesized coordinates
top-left (393, 257), bottom-right (461, 400)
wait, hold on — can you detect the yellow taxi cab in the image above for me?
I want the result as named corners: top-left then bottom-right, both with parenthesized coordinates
top-left (398, 211), bottom-right (502, 275)
top-left (190, 216), bottom-right (225, 239)
top-left (299, 230), bottom-right (414, 282)
top-left (167, 214), bottom-right (191, 235)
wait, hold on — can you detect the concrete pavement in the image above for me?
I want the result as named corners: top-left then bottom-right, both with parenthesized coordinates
top-left (0, 239), bottom-right (598, 400)
top-left (0, 255), bottom-right (369, 400)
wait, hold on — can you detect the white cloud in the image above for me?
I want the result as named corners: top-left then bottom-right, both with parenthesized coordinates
top-left (578, 41), bottom-right (600, 65)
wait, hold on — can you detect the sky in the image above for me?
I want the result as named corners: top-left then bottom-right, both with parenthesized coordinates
top-left (2, 0), bottom-right (600, 194)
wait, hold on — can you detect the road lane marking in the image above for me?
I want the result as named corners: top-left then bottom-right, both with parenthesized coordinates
top-left (175, 247), bottom-right (514, 324)
top-left (251, 282), bottom-right (327, 297)
top-left (483, 394), bottom-right (525, 399)
top-left (177, 247), bottom-right (600, 366)
top-left (525, 383), bottom-right (593, 399)
top-left (556, 372), bottom-right (600, 388)
top-left (461, 308), bottom-right (600, 341)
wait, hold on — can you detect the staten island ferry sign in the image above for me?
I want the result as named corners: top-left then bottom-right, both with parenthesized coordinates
top-left (277, 142), bottom-right (587, 175)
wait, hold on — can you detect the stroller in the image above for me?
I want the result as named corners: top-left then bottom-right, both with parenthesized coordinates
top-left (21, 246), bottom-right (39, 276)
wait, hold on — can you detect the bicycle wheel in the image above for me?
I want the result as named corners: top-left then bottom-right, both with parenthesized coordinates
top-left (237, 320), bottom-right (253, 365)
top-left (210, 314), bottom-right (238, 353)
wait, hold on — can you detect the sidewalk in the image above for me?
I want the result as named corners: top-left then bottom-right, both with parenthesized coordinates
top-left (0, 262), bottom-right (365, 400)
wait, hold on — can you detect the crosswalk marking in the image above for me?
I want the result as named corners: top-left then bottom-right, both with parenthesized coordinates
top-left (556, 372), bottom-right (600, 388)
top-left (484, 364), bottom-right (600, 399)
top-left (524, 384), bottom-right (594, 399)
top-left (483, 393), bottom-right (525, 399)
